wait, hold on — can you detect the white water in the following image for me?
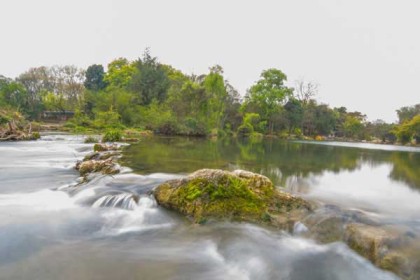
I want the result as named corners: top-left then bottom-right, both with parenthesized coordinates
top-left (0, 135), bottom-right (400, 280)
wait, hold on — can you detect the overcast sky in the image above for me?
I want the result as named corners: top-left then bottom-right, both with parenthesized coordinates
top-left (1, 0), bottom-right (419, 122)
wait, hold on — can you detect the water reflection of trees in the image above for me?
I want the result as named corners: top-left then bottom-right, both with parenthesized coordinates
top-left (389, 153), bottom-right (420, 189)
top-left (122, 137), bottom-right (420, 190)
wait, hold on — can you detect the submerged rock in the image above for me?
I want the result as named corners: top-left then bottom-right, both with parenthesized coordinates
top-left (75, 144), bottom-right (122, 178)
top-left (154, 169), bottom-right (311, 228)
top-left (344, 223), bottom-right (420, 279)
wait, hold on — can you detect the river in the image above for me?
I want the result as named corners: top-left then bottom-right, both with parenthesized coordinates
top-left (1, 134), bottom-right (419, 279)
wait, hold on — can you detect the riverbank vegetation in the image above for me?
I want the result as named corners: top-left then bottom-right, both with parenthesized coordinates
top-left (0, 50), bottom-right (419, 144)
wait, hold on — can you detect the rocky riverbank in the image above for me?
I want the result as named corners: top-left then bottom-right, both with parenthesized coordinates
top-left (153, 168), bottom-right (420, 279)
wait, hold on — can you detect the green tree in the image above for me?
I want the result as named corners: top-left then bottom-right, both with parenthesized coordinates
top-left (203, 65), bottom-right (228, 132)
top-left (343, 115), bottom-right (364, 139)
top-left (394, 115), bottom-right (420, 144)
top-left (396, 104), bottom-right (420, 124)
top-left (0, 80), bottom-right (28, 111)
top-left (243, 69), bottom-right (293, 134)
top-left (42, 92), bottom-right (67, 112)
top-left (104, 58), bottom-right (136, 89)
top-left (131, 49), bottom-right (170, 105)
top-left (284, 98), bottom-right (304, 134)
top-left (84, 64), bottom-right (107, 91)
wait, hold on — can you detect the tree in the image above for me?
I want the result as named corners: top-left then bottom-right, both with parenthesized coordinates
top-left (343, 115), bottom-right (364, 139)
top-left (294, 79), bottom-right (318, 105)
top-left (365, 120), bottom-right (396, 143)
top-left (203, 65), bottom-right (228, 131)
top-left (397, 104), bottom-right (420, 124)
top-left (394, 115), bottom-right (420, 144)
top-left (0, 80), bottom-right (28, 111)
top-left (131, 49), bottom-right (170, 105)
top-left (284, 98), bottom-right (304, 134)
top-left (84, 64), bottom-right (106, 91)
top-left (243, 69), bottom-right (293, 134)
top-left (104, 58), bottom-right (136, 89)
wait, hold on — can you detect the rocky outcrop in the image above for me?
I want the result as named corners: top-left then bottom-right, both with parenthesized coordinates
top-left (75, 143), bottom-right (121, 178)
top-left (154, 169), bottom-right (420, 279)
top-left (344, 223), bottom-right (420, 280)
top-left (154, 169), bottom-right (311, 228)
top-left (300, 205), bottom-right (420, 279)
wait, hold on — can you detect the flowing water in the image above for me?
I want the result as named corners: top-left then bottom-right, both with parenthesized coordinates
top-left (1, 135), bottom-right (419, 279)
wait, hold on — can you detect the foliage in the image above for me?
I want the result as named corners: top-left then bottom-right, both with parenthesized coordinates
top-left (2, 49), bottom-right (416, 143)
top-left (396, 104), bottom-right (420, 124)
top-left (243, 68), bottom-right (293, 134)
top-left (237, 123), bottom-right (254, 137)
top-left (94, 109), bottom-right (123, 129)
top-left (393, 115), bottom-right (420, 144)
top-left (131, 49), bottom-right (170, 105)
top-left (284, 98), bottom-right (304, 134)
top-left (104, 58), bottom-right (136, 89)
top-left (84, 64), bottom-right (107, 91)
top-left (84, 135), bottom-right (99, 143)
top-left (343, 115), bottom-right (364, 139)
top-left (102, 129), bottom-right (122, 142)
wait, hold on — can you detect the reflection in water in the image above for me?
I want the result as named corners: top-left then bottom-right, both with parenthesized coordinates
top-left (123, 137), bottom-right (420, 225)
top-left (122, 137), bottom-right (420, 190)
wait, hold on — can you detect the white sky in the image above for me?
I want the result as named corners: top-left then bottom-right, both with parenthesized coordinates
top-left (1, 0), bottom-right (419, 122)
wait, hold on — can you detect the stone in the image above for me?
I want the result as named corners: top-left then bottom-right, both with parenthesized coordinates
top-left (154, 169), bottom-right (311, 227)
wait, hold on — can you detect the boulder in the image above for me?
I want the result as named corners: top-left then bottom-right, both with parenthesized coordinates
top-left (345, 223), bottom-right (420, 279)
top-left (76, 159), bottom-right (120, 176)
top-left (154, 169), bottom-right (311, 227)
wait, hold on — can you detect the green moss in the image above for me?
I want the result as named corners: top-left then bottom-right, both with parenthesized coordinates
top-left (154, 169), bottom-right (309, 227)
top-left (171, 175), bottom-right (268, 222)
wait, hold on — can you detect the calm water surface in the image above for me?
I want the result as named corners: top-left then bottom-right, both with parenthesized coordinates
top-left (1, 135), bottom-right (419, 280)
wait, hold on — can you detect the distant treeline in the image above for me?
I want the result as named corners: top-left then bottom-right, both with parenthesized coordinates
top-left (0, 49), bottom-right (419, 143)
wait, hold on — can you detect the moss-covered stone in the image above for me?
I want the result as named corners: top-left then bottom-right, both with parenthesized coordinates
top-left (76, 159), bottom-right (120, 176)
top-left (93, 143), bottom-right (119, 152)
top-left (154, 169), bottom-right (310, 227)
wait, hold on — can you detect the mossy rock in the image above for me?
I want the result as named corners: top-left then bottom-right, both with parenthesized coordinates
top-left (154, 169), bottom-right (310, 227)
top-left (76, 159), bottom-right (120, 176)
top-left (93, 143), bottom-right (119, 152)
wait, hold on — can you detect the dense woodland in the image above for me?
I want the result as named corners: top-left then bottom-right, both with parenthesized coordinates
top-left (0, 50), bottom-right (419, 144)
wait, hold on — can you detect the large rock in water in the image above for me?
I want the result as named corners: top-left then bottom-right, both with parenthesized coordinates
top-left (154, 169), bottom-right (311, 229)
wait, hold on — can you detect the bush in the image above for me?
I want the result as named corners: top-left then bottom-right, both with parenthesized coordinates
top-left (84, 135), bottom-right (99, 143)
top-left (94, 110), bottom-right (123, 129)
top-left (31, 132), bottom-right (41, 140)
top-left (102, 129), bottom-right (122, 142)
top-left (237, 123), bottom-right (254, 137)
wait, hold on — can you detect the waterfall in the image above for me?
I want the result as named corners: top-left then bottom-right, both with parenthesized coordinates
top-left (92, 193), bottom-right (139, 210)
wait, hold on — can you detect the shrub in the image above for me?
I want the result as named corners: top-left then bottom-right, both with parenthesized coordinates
top-left (102, 129), bottom-right (122, 142)
top-left (84, 135), bottom-right (99, 143)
